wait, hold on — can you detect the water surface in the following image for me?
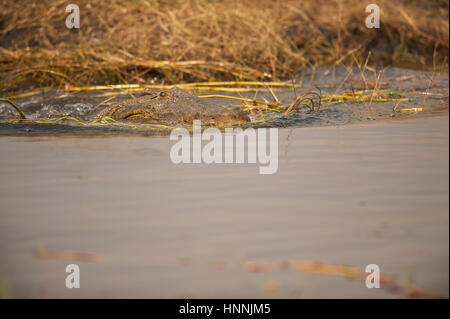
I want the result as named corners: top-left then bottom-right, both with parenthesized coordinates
top-left (0, 116), bottom-right (448, 298)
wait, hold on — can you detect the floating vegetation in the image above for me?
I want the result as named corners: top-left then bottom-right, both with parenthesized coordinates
top-left (199, 94), bottom-right (286, 112)
top-left (284, 88), bottom-right (322, 115)
top-left (400, 107), bottom-right (423, 112)
top-left (64, 81), bottom-right (302, 94)
top-left (34, 247), bottom-right (104, 263)
top-left (6, 81), bottom-right (302, 100)
top-left (322, 90), bottom-right (409, 103)
top-left (0, 79), bottom-right (412, 130)
top-left (200, 86), bottom-right (409, 117)
top-left (3, 115), bottom-right (176, 132)
top-left (177, 257), bottom-right (446, 299)
top-left (0, 98), bottom-right (27, 119)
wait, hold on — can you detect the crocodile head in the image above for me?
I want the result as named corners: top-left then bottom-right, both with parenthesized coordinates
top-left (94, 87), bottom-right (250, 127)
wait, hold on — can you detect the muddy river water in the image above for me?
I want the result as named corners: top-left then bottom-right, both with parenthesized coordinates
top-left (0, 67), bottom-right (448, 298)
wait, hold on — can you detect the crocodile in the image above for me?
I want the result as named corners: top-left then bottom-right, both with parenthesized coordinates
top-left (94, 87), bottom-right (250, 127)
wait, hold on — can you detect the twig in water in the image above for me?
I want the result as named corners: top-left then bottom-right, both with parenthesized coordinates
top-left (0, 98), bottom-right (27, 119)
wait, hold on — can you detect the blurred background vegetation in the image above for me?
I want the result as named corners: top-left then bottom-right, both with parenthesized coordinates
top-left (0, 0), bottom-right (448, 93)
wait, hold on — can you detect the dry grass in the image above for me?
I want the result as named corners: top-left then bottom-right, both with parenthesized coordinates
top-left (0, 0), bottom-right (448, 93)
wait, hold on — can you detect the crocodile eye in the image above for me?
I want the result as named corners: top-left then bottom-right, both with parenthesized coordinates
top-left (159, 92), bottom-right (167, 97)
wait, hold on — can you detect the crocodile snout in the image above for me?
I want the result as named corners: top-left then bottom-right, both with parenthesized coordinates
top-left (211, 106), bottom-right (250, 127)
